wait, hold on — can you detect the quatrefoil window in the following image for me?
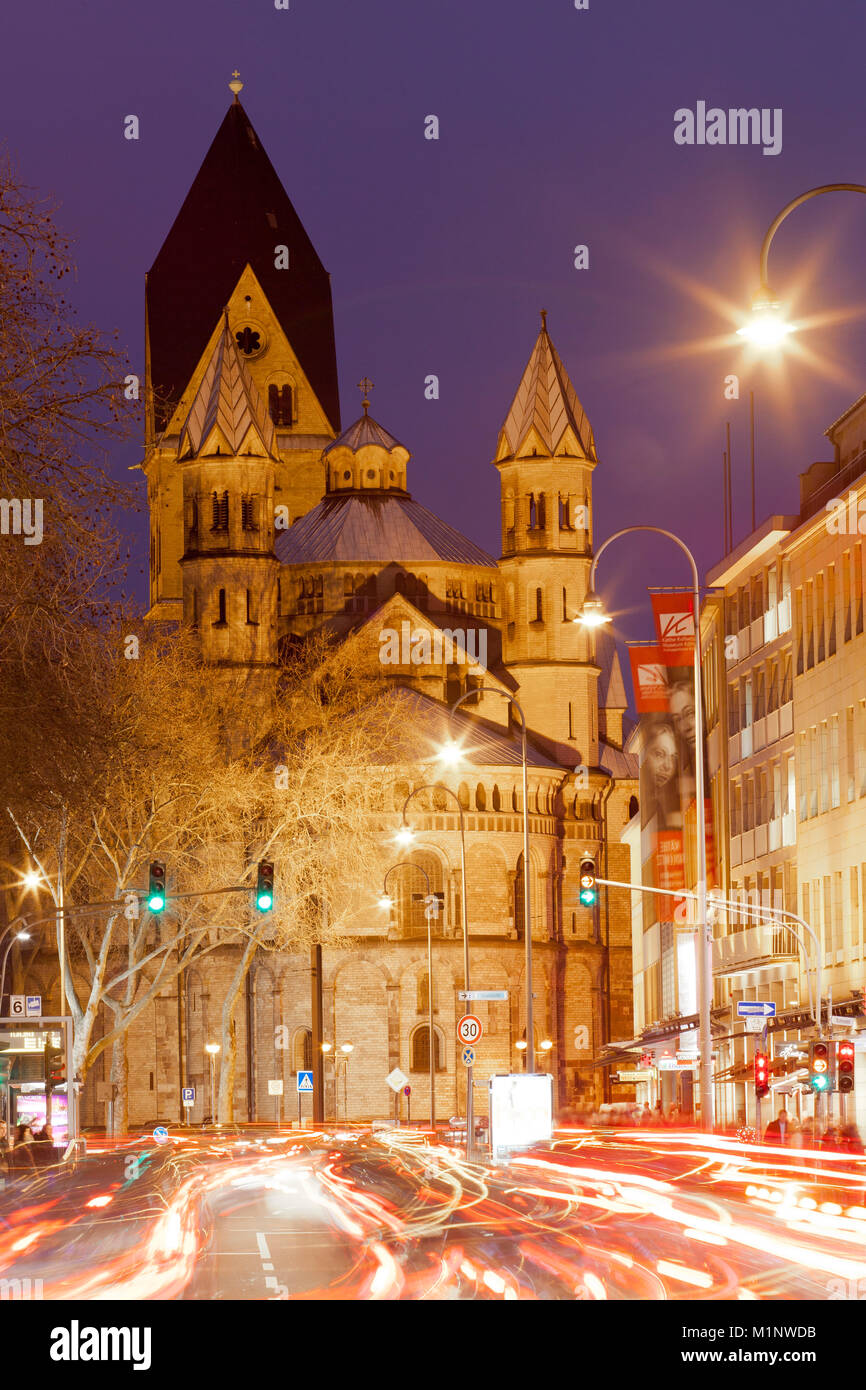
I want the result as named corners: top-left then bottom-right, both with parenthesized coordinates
top-left (235, 326), bottom-right (262, 355)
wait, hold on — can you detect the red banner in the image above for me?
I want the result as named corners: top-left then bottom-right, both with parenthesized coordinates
top-left (651, 592), bottom-right (696, 661)
top-left (628, 644), bottom-right (670, 713)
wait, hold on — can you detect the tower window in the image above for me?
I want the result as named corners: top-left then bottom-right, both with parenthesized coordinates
top-left (559, 496), bottom-right (572, 529)
top-left (534, 587), bottom-right (543, 623)
top-left (215, 588), bottom-right (227, 625)
top-left (562, 586), bottom-right (567, 621)
top-left (241, 496), bottom-right (258, 531)
top-left (568, 702), bottom-right (575, 739)
top-left (189, 495), bottom-right (198, 540)
top-left (246, 588), bottom-right (258, 625)
top-left (268, 383), bottom-right (293, 426)
top-left (212, 491), bottom-right (228, 531)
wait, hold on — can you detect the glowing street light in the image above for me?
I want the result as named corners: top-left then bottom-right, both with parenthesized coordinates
top-left (22, 870), bottom-right (42, 892)
top-left (395, 825), bottom-right (415, 848)
top-left (574, 589), bottom-right (610, 629)
top-left (377, 894), bottom-right (394, 911)
top-left (539, 1039), bottom-right (554, 1053)
top-left (340, 1043), bottom-right (354, 1055)
top-left (515, 1040), bottom-right (528, 1052)
top-left (437, 739), bottom-right (464, 768)
top-left (736, 289), bottom-right (795, 349)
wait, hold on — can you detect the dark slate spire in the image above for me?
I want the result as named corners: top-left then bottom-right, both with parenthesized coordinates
top-left (147, 96), bottom-right (340, 436)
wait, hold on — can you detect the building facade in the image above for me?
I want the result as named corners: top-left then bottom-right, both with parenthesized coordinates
top-left (66, 81), bottom-right (641, 1128)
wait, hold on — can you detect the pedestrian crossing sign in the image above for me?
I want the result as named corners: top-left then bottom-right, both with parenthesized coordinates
top-left (297, 1071), bottom-right (314, 1092)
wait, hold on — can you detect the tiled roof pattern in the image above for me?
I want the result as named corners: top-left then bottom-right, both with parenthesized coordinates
top-left (179, 319), bottom-right (276, 459)
top-left (500, 326), bottom-right (596, 461)
top-left (275, 494), bottom-right (498, 567)
top-left (324, 412), bottom-right (404, 454)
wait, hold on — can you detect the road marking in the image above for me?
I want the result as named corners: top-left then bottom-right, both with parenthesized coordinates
top-left (256, 1233), bottom-right (271, 1260)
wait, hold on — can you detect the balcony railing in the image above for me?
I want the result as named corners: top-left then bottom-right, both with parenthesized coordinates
top-left (713, 921), bottom-right (800, 976)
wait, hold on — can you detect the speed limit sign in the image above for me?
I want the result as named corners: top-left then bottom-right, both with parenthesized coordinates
top-left (457, 1014), bottom-right (482, 1045)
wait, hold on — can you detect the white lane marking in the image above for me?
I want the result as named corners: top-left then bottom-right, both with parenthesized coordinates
top-left (256, 1232), bottom-right (271, 1260)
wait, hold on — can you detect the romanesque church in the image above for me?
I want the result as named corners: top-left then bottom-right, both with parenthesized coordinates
top-left (112, 80), bottom-right (637, 1125)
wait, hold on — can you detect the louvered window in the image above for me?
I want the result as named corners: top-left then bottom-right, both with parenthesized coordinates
top-left (241, 496), bottom-right (258, 531)
top-left (269, 384), bottom-right (293, 426)
top-left (211, 491), bottom-right (228, 531)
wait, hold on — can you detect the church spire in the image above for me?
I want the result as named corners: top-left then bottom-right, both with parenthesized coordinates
top-left (178, 313), bottom-right (277, 460)
top-left (496, 314), bottom-right (596, 463)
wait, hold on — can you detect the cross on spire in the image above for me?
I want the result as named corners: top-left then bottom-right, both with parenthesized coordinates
top-left (357, 377), bottom-right (374, 414)
top-left (540, 309), bottom-right (548, 331)
top-left (229, 70), bottom-right (244, 101)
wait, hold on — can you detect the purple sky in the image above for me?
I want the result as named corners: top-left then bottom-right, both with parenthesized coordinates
top-left (4, 0), bottom-right (865, 667)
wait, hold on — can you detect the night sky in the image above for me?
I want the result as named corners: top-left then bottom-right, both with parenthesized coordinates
top-left (4, 0), bottom-right (866, 674)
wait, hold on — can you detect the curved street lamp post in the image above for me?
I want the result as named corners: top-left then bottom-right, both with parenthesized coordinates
top-left (578, 525), bottom-right (714, 1132)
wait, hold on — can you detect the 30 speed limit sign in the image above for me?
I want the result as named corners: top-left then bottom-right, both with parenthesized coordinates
top-left (457, 1014), bottom-right (482, 1045)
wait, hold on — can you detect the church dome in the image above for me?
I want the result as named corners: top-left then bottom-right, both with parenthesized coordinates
top-left (275, 492), bottom-right (497, 567)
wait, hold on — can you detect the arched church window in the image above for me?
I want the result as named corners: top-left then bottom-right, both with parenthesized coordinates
top-left (268, 383), bottom-right (293, 426)
top-left (292, 1028), bottom-right (313, 1072)
top-left (216, 588), bottom-right (226, 625)
top-left (534, 587), bottom-right (543, 623)
top-left (514, 853), bottom-right (526, 939)
top-left (536, 493), bottom-right (546, 529)
top-left (457, 783), bottom-right (470, 810)
top-left (475, 783), bottom-right (487, 811)
top-left (410, 1025), bottom-right (443, 1073)
top-left (512, 787), bottom-right (519, 812)
top-left (492, 785), bottom-right (501, 812)
top-left (628, 794), bottom-right (639, 820)
top-left (528, 494), bottom-right (536, 529)
top-left (189, 495), bottom-right (198, 540)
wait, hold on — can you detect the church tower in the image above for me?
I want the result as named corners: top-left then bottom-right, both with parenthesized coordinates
top-left (176, 315), bottom-right (280, 718)
top-left (143, 75), bottom-right (340, 624)
top-left (495, 315), bottom-right (602, 768)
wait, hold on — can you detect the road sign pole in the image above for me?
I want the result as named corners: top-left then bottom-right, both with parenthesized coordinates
top-left (297, 1089), bottom-right (301, 1129)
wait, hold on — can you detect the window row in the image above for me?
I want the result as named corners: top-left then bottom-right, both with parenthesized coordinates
top-left (802, 866), bottom-right (866, 962)
top-left (190, 586), bottom-right (260, 626)
top-left (726, 557), bottom-right (792, 642)
top-left (794, 545), bottom-right (864, 676)
top-left (727, 652), bottom-right (793, 735)
top-left (730, 755), bottom-right (796, 836)
top-left (797, 702), bottom-right (866, 820)
top-left (187, 492), bottom-right (263, 538)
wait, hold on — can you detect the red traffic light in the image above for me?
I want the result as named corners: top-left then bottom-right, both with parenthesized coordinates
top-left (754, 1051), bottom-right (769, 1098)
top-left (838, 1040), bottom-right (855, 1094)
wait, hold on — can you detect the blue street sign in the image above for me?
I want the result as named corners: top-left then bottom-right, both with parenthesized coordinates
top-left (461, 1046), bottom-right (475, 1067)
top-left (181, 1087), bottom-right (195, 1103)
top-left (297, 1071), bottom-right (314, 1092)
top-left (153, 1125), bottom-right (169, 1143)
top-left (736, 1001), bottom-right (776, 1017)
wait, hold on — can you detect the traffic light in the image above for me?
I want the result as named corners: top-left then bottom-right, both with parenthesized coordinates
top-left (44, 1041), bottom-right (65, 1090)
top-left (754, 1051), bottom-right (769, 1099)
top-left (256, 861), bottom-right (274, 912)
top-left (579, 857), bottom-right (598, 908)
top-left (147, 861), bottom-right (166, 914)
top-left (837, 1039), bottom-right (855, 1094)
top-left (809, 1039), bottom-right (831, 1093)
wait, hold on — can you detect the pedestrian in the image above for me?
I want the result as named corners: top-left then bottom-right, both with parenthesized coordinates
top-left (652, 1100), bottom-right (665, 1127)
top-left (7, 1123), bottom-right (36, 1173)
top-left (763, 1107), bottom-right (790, 1145)
top-left (667, 1104), bottom-right (681, 1128)
top-left (640, 1103), bottom-right (653, 1127)
top-left (32, 1122), bottom-right (56, 1168)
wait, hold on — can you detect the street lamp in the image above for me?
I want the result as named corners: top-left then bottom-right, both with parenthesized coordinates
top-left (576, 525), bottom-right (714, 1132)
top-left (738, 183), bottom-right (866, 348)
top-left (398, 784), bottom-right (472, 1156)
top-left (204, 1043), bottom-right (220, 1125)
top-left (22, 870), bottom-right (42, 892)
top-left (0, 930), bottom-right (31, 1008)
top-left (381, 863), bottom-right (438, 1129)
top-left (441, 689), bottom-right (534, 1074)
top-left (319, 1042), bottom-right (353, 1121)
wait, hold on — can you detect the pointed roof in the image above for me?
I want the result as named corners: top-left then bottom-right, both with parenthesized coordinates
top-left (497, 318), bottom-right (597, 462)
top-left (178, 316), bottom-right (277, 459)
top-left (147, 98), bottom-right (340, 434)
top-left (324, 411), bottom-right (405, 454)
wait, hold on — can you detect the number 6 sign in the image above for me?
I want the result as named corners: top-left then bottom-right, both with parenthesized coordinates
top-left (457, 1014), bottom-right (482, 1044)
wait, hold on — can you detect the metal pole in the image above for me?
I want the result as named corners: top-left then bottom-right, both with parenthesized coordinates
top-left (209, 1055), bottom-right (215, 1125)
top-left (521, 719), bottom-right (533, 1071)
top-left (588, 526), bottom-right (713, 1131)
top-left (427, 909), bottom-right (435, 1129)
top-left (726, 422), bottom-right (733, 547)
top-left (750, 392), bottom-right (756, 532)
top-left (758, 184), bottom-right (866, 290)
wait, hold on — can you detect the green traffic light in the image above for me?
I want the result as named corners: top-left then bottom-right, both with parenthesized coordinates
top-left (579, 888), bottom-right (598, 907)
top-left (810, 1074), bottom-right (829, 1092)
top-left (147, 893), bottom-right (165, 913)
top-left (256, 892), bottom-right (273, 912)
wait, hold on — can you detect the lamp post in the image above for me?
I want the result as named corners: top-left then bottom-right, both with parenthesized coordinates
top-left (397, 784), bottom-right (472, 1157)
top-left (577, 525), bottom-right (714, 1132)
top-left (320, 1041), bottom-right (354, 1122)
top-left (380, 863), bottom-right (438, 1129)
top-left (439, 688), bottom-right (533, 1073)
top-left (737, 183), bottom-right (866, 347)
top-left (0, 928), bottom-right (32, 1009)
top-left (204, 1043), bottom-right (220, 1125)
